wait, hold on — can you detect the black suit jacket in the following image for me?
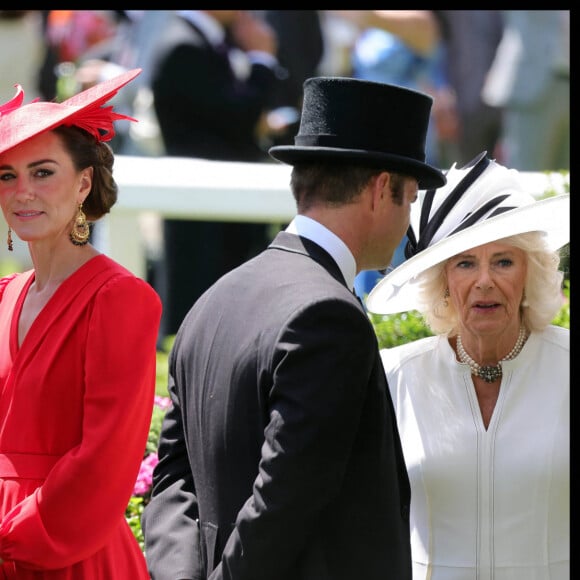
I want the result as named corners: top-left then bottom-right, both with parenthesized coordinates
top-left (147, 12), bottom-right (281, 339)
top-left (149, 12), bottom-right (279, 162)
top-left (143, 231), bottom-right (412, 579)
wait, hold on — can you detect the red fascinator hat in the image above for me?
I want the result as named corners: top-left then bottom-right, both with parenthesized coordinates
top-left (0, 68), bottom-right (141, 156)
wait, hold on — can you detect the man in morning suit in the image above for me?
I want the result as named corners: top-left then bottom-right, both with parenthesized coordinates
top-left (148, 10), bottom-right (284, 341)
top-left (142, 76), bottom-right (447, 580)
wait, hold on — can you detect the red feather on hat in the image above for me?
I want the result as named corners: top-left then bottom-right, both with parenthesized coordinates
top-left (0, 85), bottom-right (25, 116)
top-left (63, 102), bottom-right (136, 143)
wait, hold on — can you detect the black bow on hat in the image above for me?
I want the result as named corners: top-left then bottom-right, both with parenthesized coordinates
top-left (404, 152), bottom-right (520, 259)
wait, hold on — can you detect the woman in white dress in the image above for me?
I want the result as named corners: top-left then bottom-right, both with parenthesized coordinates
top-left (366, 152), bottom-right (569, 580)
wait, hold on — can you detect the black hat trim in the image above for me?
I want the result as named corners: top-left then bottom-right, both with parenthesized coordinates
top-left (405, 152), bottom-right (491, 259)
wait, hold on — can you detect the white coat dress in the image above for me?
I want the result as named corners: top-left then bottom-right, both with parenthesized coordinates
top-left (381, 325), bottom-right (569, 580)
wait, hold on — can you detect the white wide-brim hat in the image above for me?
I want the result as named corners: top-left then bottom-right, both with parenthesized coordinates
top-left (366, 152), bottom-right (570, 315)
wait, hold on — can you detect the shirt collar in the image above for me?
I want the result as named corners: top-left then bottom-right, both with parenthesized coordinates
top-left (178, 10), bottom-right (225, 46)
top-left (286, 215), bottom-right (357, 291)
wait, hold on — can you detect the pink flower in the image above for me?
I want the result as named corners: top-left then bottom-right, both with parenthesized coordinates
top-left (154, 395), bottom-right (172, 410)
top-left (134, 452), bottom-right (159, 495)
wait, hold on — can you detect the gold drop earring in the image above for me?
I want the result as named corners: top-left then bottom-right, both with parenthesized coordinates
top-left (69, 203), bottom-right (90, 246)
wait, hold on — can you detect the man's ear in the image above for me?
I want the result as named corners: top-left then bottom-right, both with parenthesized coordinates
top-left (371, 171), bottom-right (392, 209)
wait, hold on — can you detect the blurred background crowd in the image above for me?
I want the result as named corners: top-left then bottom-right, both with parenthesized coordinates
top-left (0, 10), bottom-right (570, 342)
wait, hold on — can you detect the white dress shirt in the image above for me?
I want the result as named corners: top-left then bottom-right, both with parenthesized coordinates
top-left (286, 215), bottom-right (357, 291)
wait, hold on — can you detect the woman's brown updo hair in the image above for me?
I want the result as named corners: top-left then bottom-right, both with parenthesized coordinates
top-left (53, 125), bottom-right (118, 221)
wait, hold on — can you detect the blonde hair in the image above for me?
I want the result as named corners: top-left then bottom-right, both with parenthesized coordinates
top-left (416, 231), bottom-right (566, 336)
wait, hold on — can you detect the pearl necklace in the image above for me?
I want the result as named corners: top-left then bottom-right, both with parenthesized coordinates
top-left (456, 325), bottom-right (528, 383)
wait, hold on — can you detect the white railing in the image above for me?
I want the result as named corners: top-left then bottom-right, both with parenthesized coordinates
top-left (2, 155), bottom-right (569, 279)
top-left (95, 156), bottom-right (295, 279)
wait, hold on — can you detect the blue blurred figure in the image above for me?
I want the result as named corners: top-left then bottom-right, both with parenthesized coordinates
top-left (348, 11), bottom-right (452, 297)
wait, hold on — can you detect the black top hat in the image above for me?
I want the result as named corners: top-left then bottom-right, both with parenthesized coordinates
top-left (269, 76), bottom-right (446, 189)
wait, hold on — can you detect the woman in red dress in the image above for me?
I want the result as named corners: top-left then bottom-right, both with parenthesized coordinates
top-left (0, 69), bottom-right (162, 578)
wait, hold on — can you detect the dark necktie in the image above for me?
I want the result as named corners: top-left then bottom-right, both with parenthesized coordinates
top-left (352, 289), bottom-right (366, 311)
